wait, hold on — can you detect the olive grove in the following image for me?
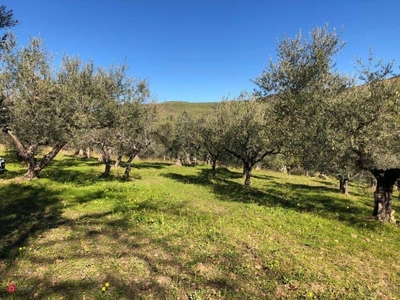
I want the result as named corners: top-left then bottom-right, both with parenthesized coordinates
top-left (254, 25), bottom-right (400, 222)
top-left (0, 36), bottom-right (156, 179)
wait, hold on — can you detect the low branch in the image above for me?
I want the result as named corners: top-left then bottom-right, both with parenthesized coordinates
top-left (2, 126), bottom-right (28, 160)
top-left (36, 140), bottom-right (68, 170)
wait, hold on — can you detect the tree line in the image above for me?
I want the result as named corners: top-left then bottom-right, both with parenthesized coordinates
top-left (0, 6), bottom-right (399, 222)
top-left (155, 26), bottom-right (400, 223)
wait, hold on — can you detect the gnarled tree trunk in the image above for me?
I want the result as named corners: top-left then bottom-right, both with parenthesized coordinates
top-left (114, 153), bottom-right (122, 167)
top-left (185, 153), bottom-right (191, 165)
top-left (372, 169), bottom-right (400, 223)
top-left (174, 155), bottom-right (182, 166)
top-left (99, 141), bottom-right (112, 177)
top-left (4, 126), bottom-right (67, 179)
top-left (123, 149), bottom-right (140, 179)
top-left (24, 142), bottom-right (67, 179)
top-left (338, 175), bottom-right (349, 196)
top-left (85, 147), bottom-right (91, 159)
top-left (243, 160), bottom-right (253, 187)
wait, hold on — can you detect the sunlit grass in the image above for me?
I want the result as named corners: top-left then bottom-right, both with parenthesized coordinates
top-left (0, 151), bottom-right (399, 299)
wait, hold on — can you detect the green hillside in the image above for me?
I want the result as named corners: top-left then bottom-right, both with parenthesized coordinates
top-left (156, 101), bottom-right (217, 121)
top-left (154, 77), bottom-right (400, 122)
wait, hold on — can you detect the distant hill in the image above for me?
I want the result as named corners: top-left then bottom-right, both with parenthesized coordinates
top-left (154, 76), bottom-right (400, 122)
top-left (155, 101), bottom-right (217, 121)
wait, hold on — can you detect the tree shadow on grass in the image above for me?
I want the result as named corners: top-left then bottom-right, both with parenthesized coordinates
top-left (265, 181), bottom-right (374, 224)
top-left (0, 232), bottom-right (278, 299)
top-left (51, 155), bottom-right (100, 168)
top-left (0, 173), bottom-right (366, 299)
top-left (132, 161), bottom-right (171, 169)
top-left (0, 183), bottom-right (64, 260)
top-left (0, 168), bottom-right (26, 180)
top-left (0, 198), bottom-right (276, 299)
top-left (42, 160), bottom-right (169, 185)
top-left (310, 178), bottom-right (367, 197)
top-left (42, 168), bottom-right (136, 185)
top-left (42, 168), bottom-right (100, 184)
top-left (311, 178), bottom-right (338, 187)
top-left (163, 168), bottom-right (379, 229)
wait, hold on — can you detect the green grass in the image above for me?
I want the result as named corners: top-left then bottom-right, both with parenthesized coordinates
top-left (1, 152), bottom-right (400, 299)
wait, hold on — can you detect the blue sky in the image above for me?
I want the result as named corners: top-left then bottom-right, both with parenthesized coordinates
top-left (2, 0), bottom-right (400, 102)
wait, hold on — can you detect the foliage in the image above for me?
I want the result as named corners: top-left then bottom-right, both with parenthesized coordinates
top-left (0, 37), bottom-right (72, 178)
top-left (0, 5), bottom-right (18, 53)
top-left (214, 93), bottom-right (280, 186)
top-left (154, 111), bottom-right (201, 164)
top-left (338, 53), bottom-right (400, 171)
top-left (253, 25), bottom-right (353, 174)
top-left (197, 110), bottom-right (230, 176)
top-left (0, 37), bottom-right (154, 179)
top-left (254, 24), bottom-right (400, 221)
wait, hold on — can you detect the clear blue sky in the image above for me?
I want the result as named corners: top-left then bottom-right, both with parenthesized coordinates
top-left (2, 0), bottom-right (400, 102)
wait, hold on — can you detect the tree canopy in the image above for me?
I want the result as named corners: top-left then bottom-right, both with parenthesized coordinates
top-left (254, 25), bottom-right (400, 222)
top-left (0, 37), bottom-right (155, 179)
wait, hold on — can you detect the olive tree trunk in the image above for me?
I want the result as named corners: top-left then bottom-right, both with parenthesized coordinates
top-left (123, 149), bottom-right (140, 179)
top-left (372, 169), bottom-right (400, 223)
top-left (4, 127), bottom-right (67, 179)
top-left (114, 153), bottom-right (122, 167)
top-left (25, 141), bottom-right (66, 179)
top-left (338, 175), bottom-right (349, 196)
top-left (211, 157), bottom-right (218, 177)
top-left (243, 160), bottom-right (253, 187)
top-left (99, 141), bottom-right (112, 177)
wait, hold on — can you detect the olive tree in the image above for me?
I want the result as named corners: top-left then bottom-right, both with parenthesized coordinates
top-left (155, 112), bottom-right (201, 166)
top-left (253, 24), bottom-right (359, 198)
top-left (117, 100), bottom-right (158, 179)
top-left (254, 25), bottom-right (400, 222)
top-left (215, 93), bottom-right (280, 187)
top-left (197, 111), bottom-right (228, 176)
top-left (333, 54), bottom-right (400, 222)
top-left (0, 5), bottom-right (18, 125)
top-left (0, 38), bottom-right (72, 178)
top-left (0, 37), bottom-right (137, 179)
top-left (253, 25), bottom-right (352, 175)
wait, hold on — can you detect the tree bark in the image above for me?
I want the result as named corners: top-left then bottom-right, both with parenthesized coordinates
top-left (25, 141), bottom-right (67, 179)
top-left (123, 155), bottom-right (133, 179)
top-left (185, 153), bottom-right (191, 165)
top-left (114, 154), bottom-right (122, 167)
top-left (211, 158), bottom-right (217, 177)
top-left (104, 163), bottom-right (112, 177)
top-left (3, 126), bottom-right (67, 179)
top-left (123, 150), bottom-right (140, 179)
top-left (99, 141), bottom-right (112, 177)
top-left (372, 169), bottom-right (400, 223)
top-left (85, 147), bottom-right (91, 159)
top-left (338, 175), bottom-right (349, 196)
top-left (25, 151), bottom-right (38, 179)
top-left (243, 160), bottom-right (252, 187)
top-left (174, 156), bottom-right (182, 166)
top-left (370, 177), bottom-right (377, 188)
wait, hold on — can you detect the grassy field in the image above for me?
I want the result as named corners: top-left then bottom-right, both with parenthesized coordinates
top-left (0, 151), bottom-right (400, 299)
